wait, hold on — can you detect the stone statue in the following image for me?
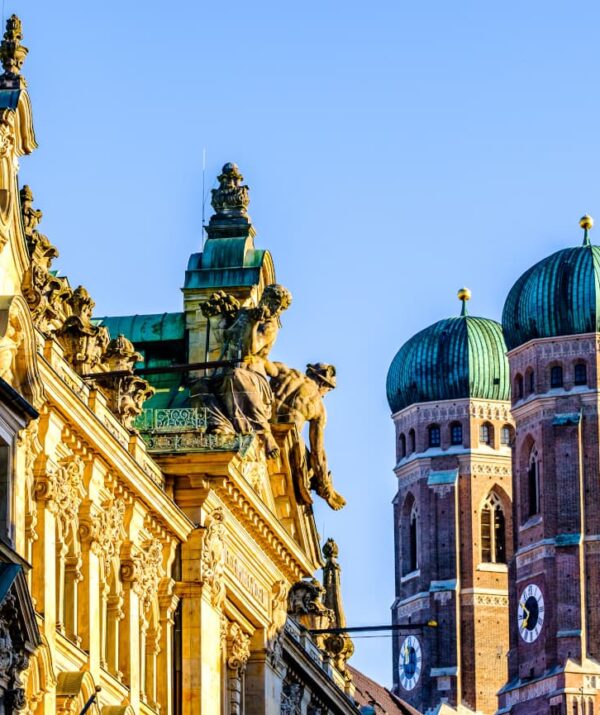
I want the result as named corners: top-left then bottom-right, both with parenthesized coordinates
top-left (193, 284), bottom-right (292, 459)
top-left (269, 362), bottom-right (345, 510)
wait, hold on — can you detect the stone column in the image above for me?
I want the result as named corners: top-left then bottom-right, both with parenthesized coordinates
top-left (158, 578), bottom-right (179, 714)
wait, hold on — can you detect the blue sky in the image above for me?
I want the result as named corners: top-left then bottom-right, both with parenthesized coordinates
top-left (15, 0), bottom-right (600, 686)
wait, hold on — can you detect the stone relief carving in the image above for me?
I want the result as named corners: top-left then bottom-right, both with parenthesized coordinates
top-left (96, 335), bottom-right (155, 430)
top-left (270, 362), bottom-right (344, 510)
top-left (16, 422), bottom-right (42, 549)
top-left (0, 591), bottom-right (32, 712)
top-left (80, 498), bottom-right (126, 579)
top-left (226, 622), bottom-right (251, 672)
top-left (200, 508), bottom-right (226, 608)
top-left (280, 680), bottom-right (303, 715)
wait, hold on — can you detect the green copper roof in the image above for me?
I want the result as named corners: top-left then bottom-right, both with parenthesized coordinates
top-left (502, 243), bottom-right (600, 350)
top-left (95, 313), bottom-right (185, 343)
top-left (184, 236), bottom-right (273, 290)
top-left (386, 314), bottom-right (509, 413)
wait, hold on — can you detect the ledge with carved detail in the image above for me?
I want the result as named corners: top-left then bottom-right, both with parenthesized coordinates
top-left (134, 407), bottom-right (253, 456)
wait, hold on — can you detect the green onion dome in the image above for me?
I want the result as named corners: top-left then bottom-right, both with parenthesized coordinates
top-left (386, 291), bottom-right (510, 414)
top-left (502, 216), bottom-right (600, 351)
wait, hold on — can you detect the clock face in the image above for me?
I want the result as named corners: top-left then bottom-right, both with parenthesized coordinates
top-left (398, 635), bottom-right (422, 691)
top-left (518, 583), bottom-right (545, 643)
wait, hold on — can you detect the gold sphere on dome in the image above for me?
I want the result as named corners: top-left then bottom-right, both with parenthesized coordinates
top-left (457, 287), bottom-right (471, 302)
top-left (580, 214), bottom-right (594, 231)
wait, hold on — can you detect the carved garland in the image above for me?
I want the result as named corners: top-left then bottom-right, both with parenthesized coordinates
top-left (201, 508), bottom-right (226, 608)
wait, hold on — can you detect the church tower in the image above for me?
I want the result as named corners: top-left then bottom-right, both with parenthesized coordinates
top-left (386, 291), bottom-right (513, 714)
top-left (498, 217), bottom-right (600, 714)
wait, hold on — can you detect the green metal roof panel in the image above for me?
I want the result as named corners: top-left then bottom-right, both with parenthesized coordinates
top-left (427, 469), bottom-right (458, 486)
top-left (184, 266), bottom-right (264, 290)
top-left (502, 244), bottom-right (600, 350)
top-left (386, 314), bottom-right (509, 413)
top-left (95, 313), bottom-right (185, 343)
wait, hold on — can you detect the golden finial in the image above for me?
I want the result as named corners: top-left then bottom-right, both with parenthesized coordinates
top-left (580, 214), bottom-right (593, 246)
top-left (458, 287), bottom-right (471, 316)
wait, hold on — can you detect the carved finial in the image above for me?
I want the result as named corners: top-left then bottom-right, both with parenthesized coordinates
top-left (321, 539), bottom-right (354, 670)
top-left (323, 537), bottom-right (339, 560)
top-left (458, 287), bottom-right (471, 317)
top-left (206, 162), bottom-right (254, 239)
top-left (20, 185), bottom-right (42, 234)
top-left (580, 214), bottom-right (594, 246)
top-left (0, 15), bottom-right (28, 87)
top-left (103, 334), bottom-right (142, 373)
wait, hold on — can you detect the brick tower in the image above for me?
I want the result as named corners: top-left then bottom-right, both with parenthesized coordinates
top-left (386, 290), bottom-right (513, 714)
top-left (498, 216), bottom-right (600, 714)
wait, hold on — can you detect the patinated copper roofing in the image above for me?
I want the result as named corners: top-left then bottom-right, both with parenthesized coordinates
top-left (386, 311), bottom-right (509, 414)
top-left (502, 241), bottom-right (600, 351)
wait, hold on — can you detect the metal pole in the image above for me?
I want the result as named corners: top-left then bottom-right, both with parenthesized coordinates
top-left (79, 686), bottom-right (101, 715)
top-left (308, 621), bottom-right (437, 636)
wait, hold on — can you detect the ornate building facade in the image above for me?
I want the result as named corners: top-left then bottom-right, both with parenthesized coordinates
top-left (0, 14), bottom-right (365, 715)
top-left (388, 216), bottom-right (600, 714)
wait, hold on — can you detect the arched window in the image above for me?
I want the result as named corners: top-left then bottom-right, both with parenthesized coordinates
top-left (515, 374), bottom-right (524, 400)
top-left (501, 424), bottom-right (514, 446)
top-left (526, 368), bottom-right (535, 394)
top-left (528, 448), bottom-right (540, 517)
top-left (450, 422), bottom-right (463, 446)
top-left (587, 699), bottom-right (594, 715)
top-left (550, 365), bottom-right (563, 388)
top-left (479, 422), bottom-right (493, 446)
top-left (408, 429), bottom-right (416, 454)
top-left (401, 494), bottom-right (419, 574)
top-left (428, 424), bottom-right (441, 448)
top-left (409, 505), bottom-right (418, 572)
top-left (574, 363), bottom-right (587, 386)
top-left (399, 433), bottom-right (406, 459)
top-left (481, 492), bottom-right (506, 563)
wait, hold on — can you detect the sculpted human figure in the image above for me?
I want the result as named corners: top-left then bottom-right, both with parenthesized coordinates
top-left (195, 284), bottom-right (292, 459)
top-left (269, 362), bottom-right (345, 510)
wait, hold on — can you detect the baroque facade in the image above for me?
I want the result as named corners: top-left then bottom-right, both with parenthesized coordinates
top-left (0, 15), bottom-right (366, 715)
top-left (387, 212), bottom-right (600, 714)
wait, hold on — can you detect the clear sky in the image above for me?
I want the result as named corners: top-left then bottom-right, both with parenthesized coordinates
top-left (15, 0), bottom-right (600, 687)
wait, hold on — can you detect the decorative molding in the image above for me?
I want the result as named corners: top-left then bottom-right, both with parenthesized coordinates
top-left (201, 508), bottom-right (226, 608)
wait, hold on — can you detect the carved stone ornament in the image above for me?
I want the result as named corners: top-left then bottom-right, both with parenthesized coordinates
top-left (227, 622), bottom-right (251, 672)
top-left (210, 163), bottom-right (250, 218)
top-left (80, 498), bottom-right (126, 578)
top-left (35, 456), bottom-right (85, 546)
top-left (287, 579), bottom-right (333, 633)
top-left (201, 508), bottom-right (226, 608)
top-left (16, 422), bottom-right (42, 545)
top-left (0, 15), bottom-right (27, 87)
top-left (0, 107), bottom-right (15, 158)
top-left (96, 335), bottom-right (155, 429)
top-left (321, 539), bottom-right (354, 671)
top-left (280, 680), bottom-right (303, 715)
top-left (267, 580), bottom-right (288, 667)
top-left (121, 539), bottom-right (163, 614)
top-left (56, 286), bottom-right (109, 374)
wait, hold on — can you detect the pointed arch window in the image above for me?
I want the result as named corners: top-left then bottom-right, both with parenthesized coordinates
top-left (515, 374), bottom-right (524, 400)
top-left (528, 448), bottom-right (540, 517)
top-left (481, 492), bottom-right (506, 564)
top-left (408, 429), bottom-right (416, 454)
top-left (409, 504), bottom-right (418, 572)
top-left (401, 495), bottom-right (419, 575)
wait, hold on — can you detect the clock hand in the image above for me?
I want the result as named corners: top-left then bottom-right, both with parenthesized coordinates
top-left (520, 601), bottom-right (530, 628)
